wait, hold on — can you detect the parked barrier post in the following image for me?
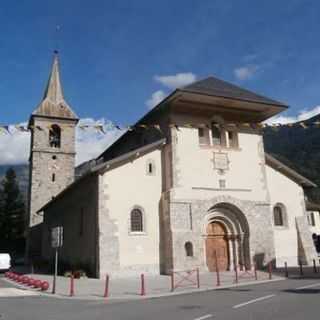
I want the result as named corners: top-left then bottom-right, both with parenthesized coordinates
top-left (70, 274), bottom-right (74, 297)
top-left (268, 262), bottom-right (272, 280)
top-left (284, 262), bottom-right (288, 278)
top-left (140, 274), bottom-right (145, 296)
top-left (313, 259), bottom-right (317, 273)
top-left (104, 274), bottom-right (109, 298)
top-left (234, 265), bottom-right (238, 284)
top-left (196, 268), bottom-right (200, 288)
top-left (171, 272), bottom-right (174, 292)
top-left (214, 250), bottom-right (220, 286)
top-left (254, 263), bottom-right (258, 281)
top-left (299, 260), bottom-right (303, 276)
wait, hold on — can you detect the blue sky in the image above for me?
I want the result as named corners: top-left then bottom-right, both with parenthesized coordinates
top-left (1, 0), bottom-right (320, 164)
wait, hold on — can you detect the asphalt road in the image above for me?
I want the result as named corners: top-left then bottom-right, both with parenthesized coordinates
top-left (0, 275), bottom-right (320, 320)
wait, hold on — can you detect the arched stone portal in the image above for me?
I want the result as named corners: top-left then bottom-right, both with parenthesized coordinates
top-left (204, 203), bottom-right (251, 271)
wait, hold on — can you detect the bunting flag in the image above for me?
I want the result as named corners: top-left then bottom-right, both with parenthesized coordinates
top-left (1, 120), bottom-right (320, 135)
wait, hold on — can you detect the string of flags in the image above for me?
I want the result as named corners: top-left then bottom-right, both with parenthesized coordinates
top-left (0, 121), bottom-right (319, 135)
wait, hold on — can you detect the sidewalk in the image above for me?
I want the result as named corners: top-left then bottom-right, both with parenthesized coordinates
top-left (5, 269), bottom-right (284, 301)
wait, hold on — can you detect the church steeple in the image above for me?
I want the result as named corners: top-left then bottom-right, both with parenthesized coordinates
top-left (42, 50), bottom-right (64, 104)
top-left (31, 51), bottom-right (78, 120)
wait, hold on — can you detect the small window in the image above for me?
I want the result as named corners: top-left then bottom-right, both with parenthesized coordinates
top-left (211, 122), bottom-right (226, 146)
top-left (211, 123), bottom-right (221, 145)
top-left (146, 160), bottom-right (156, 176)
top-left (310, 212), bottom-right (316, 226)
top-left (274, 205), bottom-right (284, 226)
top-left (52, 155), bottom-right (57, 160)
top-left (49, 125), bottom-right (61, 148)
top-left (219, 179), bottom-right (226, 189)
top-left (185, 242), bottom-right (194, 257)
top-left (228, 131), bottom-right (239, 148)
top-left (131, 208), bottom-right (143, 232)
top-left (198, 127), bottom-right (210, 145)
top-left (52, 173), bottom-right (55, 182)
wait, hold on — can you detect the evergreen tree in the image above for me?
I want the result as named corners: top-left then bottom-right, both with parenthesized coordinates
top-left (0, 168), bottom-right (26, 252)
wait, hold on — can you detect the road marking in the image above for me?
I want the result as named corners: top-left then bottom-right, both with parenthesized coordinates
top-left (0, 288), bottom-right (40, 297)
top-left (193, 314), bottom-right (213, 320)
top-left (232, 294), bottom-right (275, 309)
top-left (295, 283), bottom-right (320, 290)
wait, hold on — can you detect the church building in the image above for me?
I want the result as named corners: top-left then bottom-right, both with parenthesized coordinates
top-left (27, 53), bottom-right (319, 277)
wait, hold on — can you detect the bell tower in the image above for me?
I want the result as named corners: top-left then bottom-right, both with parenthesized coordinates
top-left (27, 51), bottom-right (78, 254)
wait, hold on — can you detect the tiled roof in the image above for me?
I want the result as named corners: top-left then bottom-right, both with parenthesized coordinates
top-left (181, 76), bottom-right (287, 107)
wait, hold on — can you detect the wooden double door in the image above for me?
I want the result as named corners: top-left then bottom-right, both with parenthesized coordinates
top-left (205, 221), bottom-right (230, 271)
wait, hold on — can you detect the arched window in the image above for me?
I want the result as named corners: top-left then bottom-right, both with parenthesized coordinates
top-left (273, 204), bottom-right (286, 226)
top-left (185, 242), bottom-right (194, 257)
top-left (130, 208), bottom-right (143, 232)
top-left (49, 125), bottom-right (61, 148)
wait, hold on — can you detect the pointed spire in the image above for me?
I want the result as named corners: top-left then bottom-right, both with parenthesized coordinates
top-left (42, 50), bottom-right (64, 104)
top-left (31, 51), bottom-right (78, 120)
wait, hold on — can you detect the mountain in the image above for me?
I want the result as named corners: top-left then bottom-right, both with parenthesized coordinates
top-left (264, 114), bottom-right (320, 202)
top-left (1, 114), bottom-right (320, 203)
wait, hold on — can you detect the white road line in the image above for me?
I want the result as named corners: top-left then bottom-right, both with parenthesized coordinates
top-left (193, 314), bottom-right (213, 320)
top-left (0, 288), bottom-right (40, 297)
top-left (232, 294), bottom-right (275, 309)
top-left (295, 283), bottom-right (320, 290)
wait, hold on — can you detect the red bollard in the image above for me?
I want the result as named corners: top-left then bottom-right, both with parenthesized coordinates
top-left (214, 251), bottom-right (221, 286)
top-left (170, 272), bottom-right (175, 292)
top-left (28, 278), bottom-right (35, 287)
top-left (41, 281), bottom-right (50, 291)
top-left (268, 262), bottom-right (272, 280)
top-left (69, 274), bottom-right (74, 297)
top-left (104, 274), bottom-right (109, 298)
top-left (34, 279), bottom-right (42, 288)
top-left (313, 259), bottom-right (317, 273)
top-left (284, 262), bottom-right (288, 278)
top-left (299, 260), bottom-right (303, 276)
top-left (140, 274), bottom-right (145, 296)
top-left (234, 266), bottom-right (238, 284)
top-left (196, 268), bottom-right (200, 288)
top-left (254, 263), bottom-right (258, 280)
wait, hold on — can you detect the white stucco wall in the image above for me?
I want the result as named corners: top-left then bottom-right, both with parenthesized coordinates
top-left (266, 164), bottom-right (306, 266)
top-left (172, 126), bottom-right (269, 203)
top-left (307, 210), bottom-right (320, 234)
top-left (101, 149), bottom-right (162, 275)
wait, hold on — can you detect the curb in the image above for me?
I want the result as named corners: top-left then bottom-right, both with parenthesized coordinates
top-left (2, 276), bottom-right (285, 302)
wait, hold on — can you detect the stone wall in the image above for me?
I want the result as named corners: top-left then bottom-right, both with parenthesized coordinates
top-left (163, 194), bottom-right (275, 273)
top-left (42, 173), bottom-right (99, 277)
top-left (28, 116), bottom-right (76, 228)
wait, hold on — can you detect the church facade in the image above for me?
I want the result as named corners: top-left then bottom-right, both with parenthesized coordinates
top-left (28, 53), bottom-right (319, 278)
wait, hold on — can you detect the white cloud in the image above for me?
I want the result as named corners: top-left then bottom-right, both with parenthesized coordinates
top-left (265, 105), bottom-right (320, 125)
top-left (145, 90), bottom-right (167, 109)
top-left (0, 118), bottom-right (125, 166)
top-left (154, 72), bottom-right (196, 89)
top-left (0, 125), bottom-right (30, 165)
top-left (234, 65), bottom-right (259, 81)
